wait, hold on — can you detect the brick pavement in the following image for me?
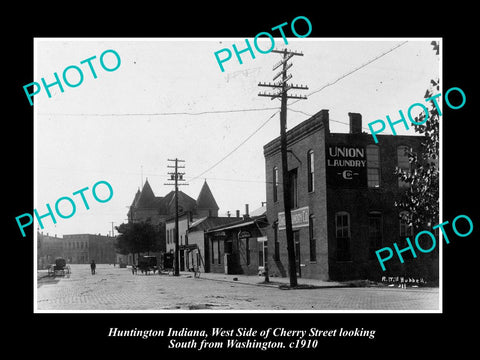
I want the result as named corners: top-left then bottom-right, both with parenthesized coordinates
top-left (36, 264), bottom-right (439, 311)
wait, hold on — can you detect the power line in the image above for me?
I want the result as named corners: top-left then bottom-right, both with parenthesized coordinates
top-left (38, 41), bottom-right (411, 191)
top-left (38, 106), bottom-right (279, 117)
top-left (288, 40), bottom-right (409, 108)
top-left (188, 41), bottom-right (409, 180)
top-left (189, 110), bottom-right (279, 182)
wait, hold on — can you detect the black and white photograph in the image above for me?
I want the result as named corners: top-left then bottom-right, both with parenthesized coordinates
top-left (7, 6), bottom-right (478, 355)
top-left (33, 37), bottom-right (441, 312)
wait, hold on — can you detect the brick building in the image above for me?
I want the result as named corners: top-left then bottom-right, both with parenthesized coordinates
top-left (63, 234), bottom-right (116, 264)
top-left (126, 179), bottom-right (220, 267)
top-left (37, 232), bottom-right (64, 269)
top-left (264, 109), bottom-right (438, 281)
top-left (37, 232), bottom-right (116, 267)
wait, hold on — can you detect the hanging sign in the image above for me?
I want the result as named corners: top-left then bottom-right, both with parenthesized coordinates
top-left (278, 206), bottom-right (309, 230)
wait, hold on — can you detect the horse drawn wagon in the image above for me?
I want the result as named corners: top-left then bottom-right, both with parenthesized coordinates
top-left (47, 258), bottom-right (71, 277)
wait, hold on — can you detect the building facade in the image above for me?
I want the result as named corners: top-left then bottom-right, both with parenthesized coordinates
top-left (264, 109), bottom-right (438, 281)
top-left (205, 206), bottom-right (268, 276)
top-left (37, 232), bottom-right (116, 267)
top-left (126, 179), bottom-right (220, 268)
top-left (187, 216), bottom-right (246, 273)
top-left (37, 233), bottom-right (64, 269)
top-left (63, 234), bottom-right (116, 264)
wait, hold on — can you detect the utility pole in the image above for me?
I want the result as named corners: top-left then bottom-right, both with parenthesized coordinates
top-left (258, 48), bottom-right (308, 287)
top-left (165, 158), bottom-right (188, 276)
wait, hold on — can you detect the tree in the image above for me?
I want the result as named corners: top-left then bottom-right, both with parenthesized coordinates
top-left (115, 222), bottom-right (160, 263)
top-left (395, 42), bottom-right (440, 230)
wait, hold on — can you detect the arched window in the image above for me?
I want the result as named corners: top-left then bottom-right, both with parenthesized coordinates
top-left (399, 211), bottom-right (413, 237)
top-left (399, 210), bottom-right (414, 261)
top-left (307, 150), bottom-right (314, 192)
top-left (335, 211), bottom-right (351, 261)
top-left (273, 166), bottom-right (279, 202)
top-left (366, 144), bottom-right (380, 188)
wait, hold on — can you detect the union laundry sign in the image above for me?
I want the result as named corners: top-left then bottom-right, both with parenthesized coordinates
top-left (278, 206), bottom-right (309, 230)
top-left (326, 145), bottom-right (367, 188)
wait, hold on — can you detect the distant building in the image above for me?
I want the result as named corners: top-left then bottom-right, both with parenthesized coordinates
top-left (126, 179), bottom-right (220, 267)
top-left (165, 212), bottom-right (196, 271)
top-left (37, 233), bottom-right (64, 269)
top-left (37, 232), bottom-right (116, 268)
top-left (264, 109), bottom-right (438, 282)
top-left (63, 234), bottom-right (116, 264)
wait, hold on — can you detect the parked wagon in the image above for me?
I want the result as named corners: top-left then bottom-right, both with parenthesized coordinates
top-left (135, 256), bottom-right (158, 275)
top-left (47, 258), bottom-right (71, 277)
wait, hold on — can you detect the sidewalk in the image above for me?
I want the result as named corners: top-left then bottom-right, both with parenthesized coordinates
top-left (176, 270), bottom-right (347, 289)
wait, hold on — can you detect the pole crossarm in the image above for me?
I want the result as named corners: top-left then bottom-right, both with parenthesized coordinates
top-left (257, 48), bottom-right (308, 287)
top-left (165, 158), bottom-right (188, 276)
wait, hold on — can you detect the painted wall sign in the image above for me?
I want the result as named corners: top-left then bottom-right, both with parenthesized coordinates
top-left (278, 206), bottom-right (309, 230)
top-left (326, 145), bottom-right (367, 188)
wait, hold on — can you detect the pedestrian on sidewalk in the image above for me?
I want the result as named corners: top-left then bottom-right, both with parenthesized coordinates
top-left (90, 260), bottom-right (96, 275)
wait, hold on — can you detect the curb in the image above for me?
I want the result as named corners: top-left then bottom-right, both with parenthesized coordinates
top-left (184, 273), bottom-right (347, 289)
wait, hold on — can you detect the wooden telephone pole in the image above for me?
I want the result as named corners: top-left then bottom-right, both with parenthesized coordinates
top-left (258, 48), bottom-right (308, 287)
top-left (164, 158), bottom-right (188, 276)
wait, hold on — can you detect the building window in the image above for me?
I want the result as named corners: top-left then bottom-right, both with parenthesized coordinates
top-left (273, 221), bottom-right (280, 261)
top-left (399, 211), bottom-right (413, 237)
top-left (366, 145), bottom-right (380, 188)
top-left (289, 168), bottom-right (298, 209)
top-left (217, 239), bottom-right (221, 264)
top-left (335, 212), bottom-right (351, 261)
top-left (307, 150), bottom-right (314, 192)
top-left (397, 145), bottom-right (411, 188)
top-left (309, 214), bottom-right (316, 262)
top-left (273, 166), bottom-right (279, 202)
top-left (399, 211), bottom-right (415, 260)
top-left (211, 239), bottom-right (215, 264)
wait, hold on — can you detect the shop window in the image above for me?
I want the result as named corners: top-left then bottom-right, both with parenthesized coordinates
top-left (211, 239), bottom-right (216, 264)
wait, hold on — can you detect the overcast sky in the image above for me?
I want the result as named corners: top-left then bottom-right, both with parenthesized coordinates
top-left (34, 38), bottom-right (440, 237)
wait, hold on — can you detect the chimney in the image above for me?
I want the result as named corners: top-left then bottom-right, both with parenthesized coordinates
top-left (348, 112), bottom-right (362, 134)
top-left (227, 211), bottom-right (231, 218)
top-left (236, 210), bottom-right (240, 218)
top-left (243, 204), bottom-right (250, 220)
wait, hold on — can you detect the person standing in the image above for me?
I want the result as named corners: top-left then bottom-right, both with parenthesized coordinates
top-left (90, 260), bottom-right (96, 275)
